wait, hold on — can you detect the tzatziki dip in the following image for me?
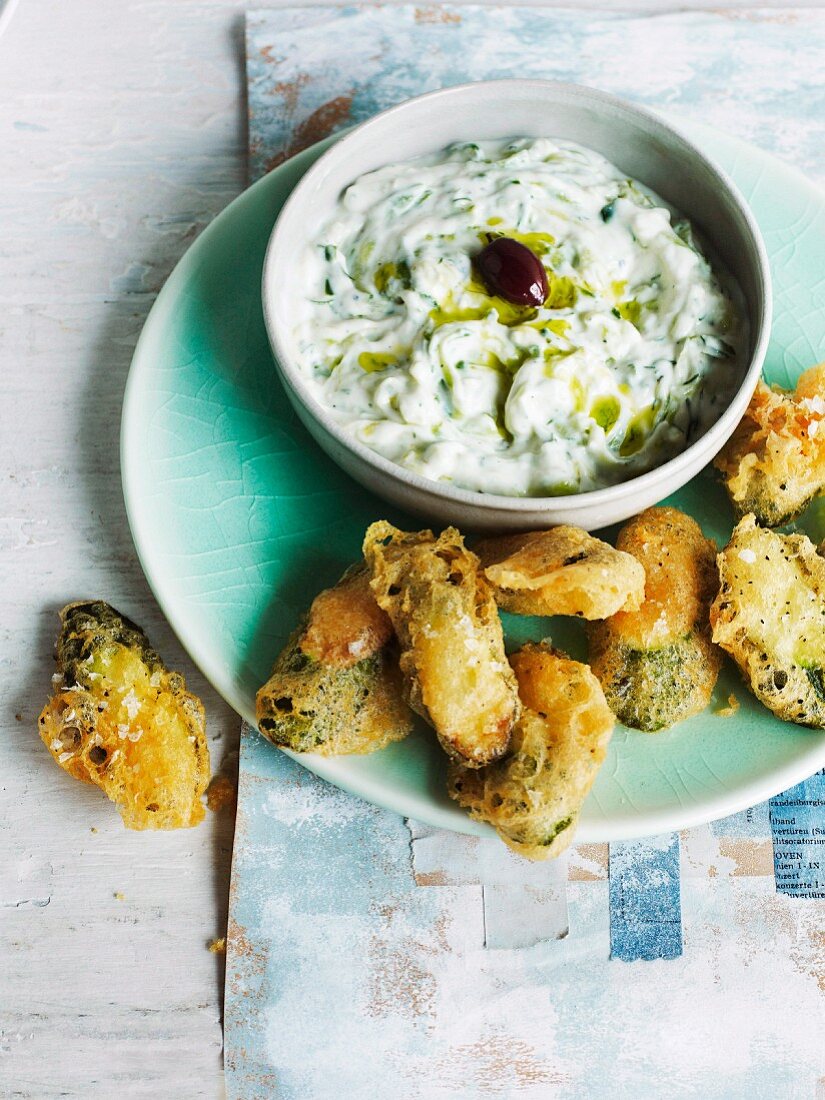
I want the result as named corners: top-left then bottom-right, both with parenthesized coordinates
top-left (293, 137), bottom-right (745, 496)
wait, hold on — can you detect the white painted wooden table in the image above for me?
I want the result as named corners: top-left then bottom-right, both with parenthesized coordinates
top-left (0, 2), bottom-right (820, 1097)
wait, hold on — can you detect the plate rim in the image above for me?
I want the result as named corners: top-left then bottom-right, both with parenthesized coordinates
top-left (121, 120), bottom-right (825, 843)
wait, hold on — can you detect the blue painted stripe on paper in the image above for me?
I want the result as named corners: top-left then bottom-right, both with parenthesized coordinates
top-left (609, 834), bottom-right (683, 961)
top-left (769, 769), bottom-right (825, 899)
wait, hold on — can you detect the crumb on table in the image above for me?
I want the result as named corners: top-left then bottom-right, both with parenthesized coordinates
top-left (207, 937), bottom-right (226, 955)
top-left (206, 774), bottom-right (236, 813)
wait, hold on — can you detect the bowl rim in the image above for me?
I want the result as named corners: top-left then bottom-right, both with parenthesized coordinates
top-left (262, 78), bottom-right (772, 513)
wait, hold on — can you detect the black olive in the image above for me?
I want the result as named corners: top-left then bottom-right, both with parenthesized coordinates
top-left (473, 237), bottom-right (548, 307)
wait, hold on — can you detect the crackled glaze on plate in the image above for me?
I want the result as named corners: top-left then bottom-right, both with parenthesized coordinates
top-left (121, 121), bottom-right (825, 841)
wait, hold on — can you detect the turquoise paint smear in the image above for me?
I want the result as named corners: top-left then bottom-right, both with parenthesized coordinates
top-left (770, 768), bottom-right (825, 898)
top-left (609, 834), bottom-right (683, 961)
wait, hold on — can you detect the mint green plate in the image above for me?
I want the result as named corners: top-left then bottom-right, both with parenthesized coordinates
top-left (122, 121), bottom-right (825, 841)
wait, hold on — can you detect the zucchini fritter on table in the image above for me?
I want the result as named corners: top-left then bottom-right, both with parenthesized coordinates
top-left (476, 525), bottom-right (645, 619)
top-left (714, 363), bottom-right (825, 527)
top-left (711, 514), bottom-right (825, 727)
top-left (587, 507), bottom-right (722, 732)
top-left (448, 643), bottom-right (614, 861)
top-left (256, 564), bottom-right (414, 755)
top-left (363, 521), bottom-right (520, 767)
top-left (39, 602), bottom-right (209, 830)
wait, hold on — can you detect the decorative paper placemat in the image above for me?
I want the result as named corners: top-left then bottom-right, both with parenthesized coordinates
top-left (227, 729), bottom-right (825, 1099)
top-left (225, 8), bottom-right (825, 1098)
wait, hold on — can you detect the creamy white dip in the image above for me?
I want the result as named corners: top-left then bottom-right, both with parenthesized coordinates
top-left (294, 138), bottom-right (745, 496)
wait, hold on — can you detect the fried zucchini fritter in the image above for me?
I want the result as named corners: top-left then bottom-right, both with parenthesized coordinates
top-left (256, 622), bottom-right (413, 755)
top-left (714, 363), bottom-right (825, 527)
top-left (711, 514), bottom-right (825, 727)
top-left (39, 602), bottom-right (209, 830)
top-left (256, 562), bottom-right (412, 754)
top-left (476, 526), bottom-right (645, 619)
top-left (299, 562), bottom-right (392, 668)
top-left (363, 521), bottom-right (519, 767)
top-left (587, 507), bottom-right (722, 732)
top-left (447, 643), bottom-right (614, 860)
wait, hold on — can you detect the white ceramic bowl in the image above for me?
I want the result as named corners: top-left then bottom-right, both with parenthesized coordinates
top-left (262, 80), bottom-right (771, 532)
